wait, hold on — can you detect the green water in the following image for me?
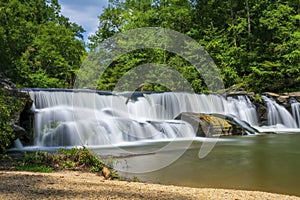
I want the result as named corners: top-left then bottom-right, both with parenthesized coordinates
top-left (110, 134), bottom-right (300, 196)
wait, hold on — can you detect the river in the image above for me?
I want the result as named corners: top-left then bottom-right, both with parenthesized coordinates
top-left (94, 134), bottom-right (300, 196)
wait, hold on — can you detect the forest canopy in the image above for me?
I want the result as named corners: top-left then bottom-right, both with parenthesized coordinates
top-left (1, 0), bottom-right (300, 93)
top-left (0, 0), bottom-right (86, 88)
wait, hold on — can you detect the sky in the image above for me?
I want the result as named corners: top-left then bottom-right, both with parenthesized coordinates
top-left (59, 0), bottom-right (108, 42)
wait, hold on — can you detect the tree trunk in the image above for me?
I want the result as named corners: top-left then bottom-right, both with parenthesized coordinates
top-left (245, 0), bottom-right (251, 50)
top-left (230, 0), bottom-right (237, 47)
top-left (245, 0), bottom-right (251, 36)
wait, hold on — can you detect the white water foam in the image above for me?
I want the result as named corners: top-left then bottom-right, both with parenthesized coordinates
top-left (27, 91), bottom-right (300, 147)
top-left (263, 96), bottom-right (298, 128)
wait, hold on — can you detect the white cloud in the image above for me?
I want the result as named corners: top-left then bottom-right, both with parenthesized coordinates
top-left (59, 0), bottom-right (108, 41)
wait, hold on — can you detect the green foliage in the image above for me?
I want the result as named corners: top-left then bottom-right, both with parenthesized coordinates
top-left (15, 163), bottom-right (54, 173)
top-left (13, 147), bottom-right (117, 177)
top-left (0, 0), bottom-right (86, 88)
top-left (14, 151), bottom-right (54, 172)
top-left (0, 89), bottom-right (25, 152)
top-left (1, 0), bottom-right (299, 92)
top-left (253, 94), bottom-right (263, 104)
top-left (132, 176), bottom-right (140, 182)
top-left (88, 0), bottom-right (300, 93)
top-left (243, 2), bottom-right (300, 92)
top-left (1, 154), bottom-right (13, 161)
top-left (17, 22), bottom-right (86, 88)
top-left (55, 147), bottom-right (105, 172)
top-left (88, 0), bottom-right (206, 93)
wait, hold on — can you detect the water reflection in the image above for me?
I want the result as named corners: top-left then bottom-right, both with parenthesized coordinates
top-left (107, 134), bottom-right (300, 196)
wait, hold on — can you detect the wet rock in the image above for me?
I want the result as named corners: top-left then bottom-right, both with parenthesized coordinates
top-left (175, 113), bottom-right (232, 137)
top-left (11, 124), bottom-right (26, 138)
top-left (278, 95), bottom-right (289, 102)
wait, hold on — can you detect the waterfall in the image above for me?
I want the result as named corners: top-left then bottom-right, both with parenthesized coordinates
top-left (30, 91), bottom-right (202, 147)
top-left (127, 93), bottom-right (258, 125)
top-left (263, 96), bottom-right (298, 128)
top-left (227, 95), bottom-right (258, 126)
top-left (291, 100), bottom-right (300, 127)
top-left (27, 90), bottom-right (263, 147)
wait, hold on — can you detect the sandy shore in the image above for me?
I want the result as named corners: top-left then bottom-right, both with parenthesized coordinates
top-left (0, 170), bottom-right (299, 200)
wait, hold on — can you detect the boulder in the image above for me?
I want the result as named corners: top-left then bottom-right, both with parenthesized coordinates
top-left (11, 124), bottom-right (27, 138)
top-left (176, 112), bottom-right (259, 137)
top-left (0, 73), bottom-right (16, 89)
top-left (175, 112), bottom-right (231, 137)
top-left (102, 167), bottom-right (111, 179)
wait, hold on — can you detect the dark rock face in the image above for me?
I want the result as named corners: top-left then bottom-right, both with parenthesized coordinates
top-left (11, 124), bottom-right (27, 141)
top-left (286, 92), bottom-right (300, 102)
top-left (0, 73), bottom-right (16, 89)
top-left (255, 103), bottom-right (268, 126)
top-left (0, 75), bottom-right (33, 148)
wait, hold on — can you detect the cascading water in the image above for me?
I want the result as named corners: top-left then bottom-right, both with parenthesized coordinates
top-left (262, 96), bottom-right (298, 128)
top-left (31, 91), bottom-right (205, 147)
top-left (127, 93), bottom-right (258, 125)
top-left (227, 95), bottom-right (258, 126)
top-left (28, 90), bottom-right (263, 147)
top-left (291, 99), bottom-right (300, 127)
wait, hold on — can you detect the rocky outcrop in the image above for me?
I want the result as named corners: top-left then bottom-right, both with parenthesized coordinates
top-left (176, 113), bottom-right (228, 137)
top-left (0, 75), bottom-right (33, 149)
top-left (223, 88), bottom-right (300, 127)
top-left (263, 91), bottom-right (300, 118)
top-left (286, 92), bottom-right (300, 102)
top-left (0, 73), bottom-right (16, 89)
top-left (175, 112), bottom-right (257, 137)
top-left (263, 92), bottom-right (300, 105)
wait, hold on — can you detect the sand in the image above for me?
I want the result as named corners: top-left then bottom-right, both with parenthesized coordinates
top-left (0, 170), bottom-right (299, 200)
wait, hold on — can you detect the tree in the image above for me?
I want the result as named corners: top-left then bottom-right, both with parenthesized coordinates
top-left (89, 0), bottom-right (300, 93)
top-left (245, 2), bottom-right (300, 92)
top-left (89, 0), bottom-right (206, 92)
top-left (17, 22), bottom-right (86, 88)
top-left (0, 0), bottom-right (86, 88)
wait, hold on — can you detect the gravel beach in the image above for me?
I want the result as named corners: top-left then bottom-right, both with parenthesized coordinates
top-left (0, 170), bottom-right (299, 200)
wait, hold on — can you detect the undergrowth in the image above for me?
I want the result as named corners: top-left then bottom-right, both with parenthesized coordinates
top-left (12, 147), bottom-right (118, 179)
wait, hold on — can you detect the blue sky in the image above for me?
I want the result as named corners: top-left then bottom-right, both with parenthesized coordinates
top-left (59, 0), bottom-right (108, 42)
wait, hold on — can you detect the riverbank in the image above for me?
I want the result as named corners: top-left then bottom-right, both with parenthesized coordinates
top-left (0, 170), bottom-right (299, 200)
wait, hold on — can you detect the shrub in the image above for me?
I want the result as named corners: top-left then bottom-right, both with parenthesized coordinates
top-left (14, 147), bottom-right (118, 178)
top-left (0, 89), bottom-right (25, 152)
